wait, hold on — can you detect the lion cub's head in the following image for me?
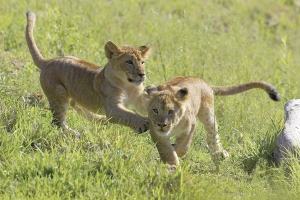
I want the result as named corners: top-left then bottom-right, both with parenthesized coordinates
top-left (146, 86), bottom-right (189, 137)
top-left (105, 41), bottom-right (151, 85)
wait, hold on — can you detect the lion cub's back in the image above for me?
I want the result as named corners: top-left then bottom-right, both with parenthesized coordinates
top-left (41, 56), bottom-right (105, 112)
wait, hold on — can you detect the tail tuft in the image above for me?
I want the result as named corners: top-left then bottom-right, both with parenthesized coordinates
top-left (268, 89), bottom-right (280, 101)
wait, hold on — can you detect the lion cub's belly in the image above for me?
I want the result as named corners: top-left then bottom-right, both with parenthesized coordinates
top-left (71, 93), bottom-right (105, 114)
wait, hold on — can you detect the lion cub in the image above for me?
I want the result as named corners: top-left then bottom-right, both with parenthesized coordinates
top-left (146, 77), bottom-right (280, 167)
top-left (25, 11), bottom-right (151, 136)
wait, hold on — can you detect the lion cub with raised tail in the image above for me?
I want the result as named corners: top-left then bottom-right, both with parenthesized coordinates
top-left (146, 77), bottom-right (280, 168)
top-left (25, 11), bottom-right (151, 136)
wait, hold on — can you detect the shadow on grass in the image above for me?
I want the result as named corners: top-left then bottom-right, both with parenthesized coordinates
top-left (241, 124), bottom-right (282, 174)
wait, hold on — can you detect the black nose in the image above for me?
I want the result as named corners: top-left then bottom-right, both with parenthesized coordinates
top-left (138, 73), bottom-right (145, 77)
top-left (157, 123), bottom-right (167, 128)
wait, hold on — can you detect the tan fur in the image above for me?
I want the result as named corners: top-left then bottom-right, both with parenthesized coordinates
top-left (25, 11), bottom-right (151, 136)
top-left (146, 76), bottom-right (280, 168)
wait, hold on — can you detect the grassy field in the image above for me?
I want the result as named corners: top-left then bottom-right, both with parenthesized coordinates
top-left (1, 0), bottom-right (300, 199)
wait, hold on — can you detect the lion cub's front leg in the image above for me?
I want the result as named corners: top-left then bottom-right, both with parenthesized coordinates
top-left (105, 102), bottom-right (149, 133)
top-left (150, 131), bottom-right (179, 166)
top-left (174, 124), bottom-right (196, 158)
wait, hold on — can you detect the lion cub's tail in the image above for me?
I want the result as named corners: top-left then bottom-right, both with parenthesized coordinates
top-left (25, 11), bottom-right (45, 68)
top-left (212, 81), bottom-right (280, 101)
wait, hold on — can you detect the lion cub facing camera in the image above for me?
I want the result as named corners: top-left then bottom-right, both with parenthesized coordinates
top-left (146, 77), bottom-right (280, 168)
top-left (25, 11), bottom-right (151, 136)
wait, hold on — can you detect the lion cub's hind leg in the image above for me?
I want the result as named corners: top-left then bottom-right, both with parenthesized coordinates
top-left (43, 84), bottom-right (80, 138)
top-left (198, 103), bottom-right (229, 167)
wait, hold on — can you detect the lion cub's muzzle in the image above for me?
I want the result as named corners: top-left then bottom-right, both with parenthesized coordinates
top-left (127, 73), bottom-right (145, 85)
top-left (153, 121), bottom-right (172, 136)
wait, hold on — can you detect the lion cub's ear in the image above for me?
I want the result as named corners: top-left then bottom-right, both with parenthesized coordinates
top-left (105, 41), bottom-right (122, 59)
top-left (175, 87), bottom-right (188, 101)
top-left (145, 85), bottom-right (158, 95)
top-left (139, 45), bottom-right (151, 59)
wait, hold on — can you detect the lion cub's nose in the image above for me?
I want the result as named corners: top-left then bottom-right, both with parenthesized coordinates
top-left (157, 123), bottom-right (167, 128)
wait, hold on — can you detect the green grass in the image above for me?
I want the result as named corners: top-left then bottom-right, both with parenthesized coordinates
top-left (1, 0), bottom-right (300, 199)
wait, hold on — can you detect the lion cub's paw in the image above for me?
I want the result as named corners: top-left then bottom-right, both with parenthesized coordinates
top-left (134, 117), bottom-right (149, 134)
top-left (167, 164), bottom-right (178, 173)
top-left (212, 149), bottom-right (229, 161)
top-left (222, 150), bottom-right (229, 159)
top-left (63, 127), bottom-right (81, 139)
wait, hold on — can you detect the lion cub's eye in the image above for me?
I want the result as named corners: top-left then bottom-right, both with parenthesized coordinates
top-left (141, 61), bottom-right (145, 64)
top-left (126, 60), bottom-right (133, 65)
top-left (168, 110), bottom-right (174, 115)
top-left (152, 108), bottom-right (158, 114)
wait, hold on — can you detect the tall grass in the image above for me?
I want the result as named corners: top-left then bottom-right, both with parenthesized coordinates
top-left (1, 0), bottom-right (300, 199)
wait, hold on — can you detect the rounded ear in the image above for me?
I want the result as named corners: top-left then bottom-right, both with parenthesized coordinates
top-left (105, 41), bottom-right (122, 59)
top-left (139, 45), bottom-right (151, 59)
top-left (145, 85), bottom-right (158, 95)
top-left (175, 87), bottom-right (188, 100)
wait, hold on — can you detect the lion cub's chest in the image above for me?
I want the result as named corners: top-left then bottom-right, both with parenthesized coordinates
top-left (173, 109), bottom-right (197, 138)
top-left (123, 93), bottom-right (135, 107)
top-left (122, 86), bottom-right (145, 110)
